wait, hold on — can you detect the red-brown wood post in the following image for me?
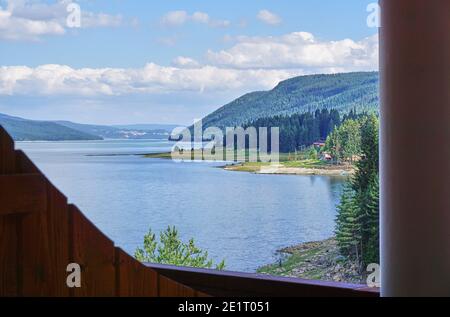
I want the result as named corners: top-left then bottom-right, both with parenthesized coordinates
top-left (380, 0), bottom-right (450, 296)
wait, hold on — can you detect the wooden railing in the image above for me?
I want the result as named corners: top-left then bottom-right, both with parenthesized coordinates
top-left (0, 126), bottom-right (379, 297)
top-left (147, 263), bottom-right (378, 297)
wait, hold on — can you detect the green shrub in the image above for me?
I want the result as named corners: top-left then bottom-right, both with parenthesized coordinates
top-left (135, 226), bottom-right (225, 270)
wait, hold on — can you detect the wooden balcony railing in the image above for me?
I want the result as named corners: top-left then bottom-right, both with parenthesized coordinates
top-left (0, 126), bottom-right (379, 297)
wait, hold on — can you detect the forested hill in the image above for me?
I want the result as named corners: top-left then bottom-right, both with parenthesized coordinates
top-left (0, 113), bottom-right (172, 141)
top-left (201, 72), bottom-right (379, 129)
top-left (0, 113), bottom-right (101, 141)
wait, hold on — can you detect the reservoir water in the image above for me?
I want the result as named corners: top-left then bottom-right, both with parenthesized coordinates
top-left (17, 140), bottom-right (345, 272)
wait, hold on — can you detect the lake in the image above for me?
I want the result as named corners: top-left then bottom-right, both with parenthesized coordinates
top-left (17, 139), bottom-right (345, 273)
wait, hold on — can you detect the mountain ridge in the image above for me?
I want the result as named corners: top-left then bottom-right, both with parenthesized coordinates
top-left (0, 113), bottom-right (102, 141)
top-left (201, 71), bottom-right (379, 129)
top-left (1, 72), bottom-right (379, 141)
top-left (0, 113), bottom-right (173, 141)
top-left (55, 121), bottom-right (171, 140)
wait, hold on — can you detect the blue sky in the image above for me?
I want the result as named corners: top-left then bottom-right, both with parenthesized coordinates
top-left (0, 0), bottom-right (379, 125)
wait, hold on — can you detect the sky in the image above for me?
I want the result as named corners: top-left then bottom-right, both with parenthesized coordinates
top-left (0, 0), bottom-right (379, 125)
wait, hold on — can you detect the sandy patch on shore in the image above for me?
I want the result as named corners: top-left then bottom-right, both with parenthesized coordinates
top-left (257, 164), bottom-right (354, 176)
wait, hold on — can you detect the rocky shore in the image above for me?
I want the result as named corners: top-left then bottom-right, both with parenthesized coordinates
top-left (257, 238), bottom-right (365, 284)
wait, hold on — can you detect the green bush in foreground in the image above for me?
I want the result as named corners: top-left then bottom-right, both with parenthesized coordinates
top-left (135, 226), bottom-right (225, 270)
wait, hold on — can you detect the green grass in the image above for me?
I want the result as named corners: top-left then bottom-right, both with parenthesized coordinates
top-left (257, 246), bottom-right (325, 279)
top-left (228, 158), bottom-right (337, 173)
top-left (144, 150), bottom-right (344, 175)
top-left (257, 239), bottom-right (364, 283)
top-left (144, 152), bottom-right (173, 159)
top-left (144, 149), bottom-right (287, 162)
top-left (226, 162), bottom-right (272, 172)
top-left (281, 159), bottom-right (328, 168)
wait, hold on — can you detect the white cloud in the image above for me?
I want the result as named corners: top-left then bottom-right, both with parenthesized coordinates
top-left (206, 32), bottom-right (379, 72)
top-left (161, 10), bottom-right (188, 26)
top-left (0, 31), bottom-right (379, 98)
top-left (0, 0), bottom-right (125, 41)
top-left (81, 12), bottom-right (123, 28)
top-left (0, 5), bottom-right (65, 40)
top-left (161, 10), bottom-right (230, 28)
top-left (257, 9), bottom-right (282, 26)
top-left (191, 11), bottom-right (209, 24)
top-left (5, 0), bottom-right (68, 20)
top-left (171, 57), bottom-right (200, 68)
top-left (0, 63), bottom-right (301, 97)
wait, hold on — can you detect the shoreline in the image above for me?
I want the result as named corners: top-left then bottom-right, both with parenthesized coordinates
top-left (223, 163), bottom-right (353, 177)
top-left (257, 238), bottom-right (365, 284)
top-left (144, 152), bottom-right (354, 177)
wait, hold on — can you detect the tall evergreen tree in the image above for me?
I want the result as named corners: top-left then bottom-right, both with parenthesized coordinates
top-left (334, 113), bottom-right (380, 268)
top-left (364, 177), bottom-right (380, 265)
top-left (335, 185), bottom-right (362, 264)
top-left (324, 118), bottom-right (361, 163)
top-left (352, 114), bottom-right (379, 266)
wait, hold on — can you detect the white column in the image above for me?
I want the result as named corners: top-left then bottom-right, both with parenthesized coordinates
top-left (380, 0), bottom-right (450, 296)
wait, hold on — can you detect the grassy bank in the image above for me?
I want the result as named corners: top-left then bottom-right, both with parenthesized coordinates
top-left (144, 152), bottom-right (173, 159)
top-left (257, 238), bottom-right (364, 284)
top-left (144, 149), bottom-right (282, 162)
top-left (225, 160), bottom-right (354, 176)
top-left (144, 150), bottom-right (354, 176)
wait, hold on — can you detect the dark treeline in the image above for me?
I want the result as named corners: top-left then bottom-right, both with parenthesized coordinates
top-left (245, 108), bottom-right (362, 153)
top-left (177, 108), bottom-right (367, 154)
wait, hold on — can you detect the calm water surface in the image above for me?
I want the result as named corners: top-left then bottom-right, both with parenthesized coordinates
top-left (17, 140), bottom-right (345, 272)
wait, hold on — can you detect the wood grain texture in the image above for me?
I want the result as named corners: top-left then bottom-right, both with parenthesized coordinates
top-left (0, 174), bottom-right (47, 216)
top-left (0, 126), bottom-right (15, 175)
top-left (15, 150), bottom-right (40, 174)
top-left (115, 248), bottom-right (158, 297)
top-left (158, 275), bottom-right (198, 297)
top-left (70, 205), bottom-right (116, 297)
top-left (0, 215), bottom-right (19, 296)
top-left (21, 183), bottom-right (70, 296)
top-left (44, 184), bottom-right (70, 296)
top-left (148, 263), bottom-right (379, 297)
top-left (0, 128), bottom-right (19, 296)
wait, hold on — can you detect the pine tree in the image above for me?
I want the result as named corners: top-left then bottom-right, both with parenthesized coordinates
top-left (363, 176), bottom-right (380, 265)
top-left (334, 113), bottom-right (380, 268)
top-left (339, 119), bottom-right (362, 163)
top-left (335, 185), bottom-right (362, 263)
top-left (351, 114), bottom-right (380, 266)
